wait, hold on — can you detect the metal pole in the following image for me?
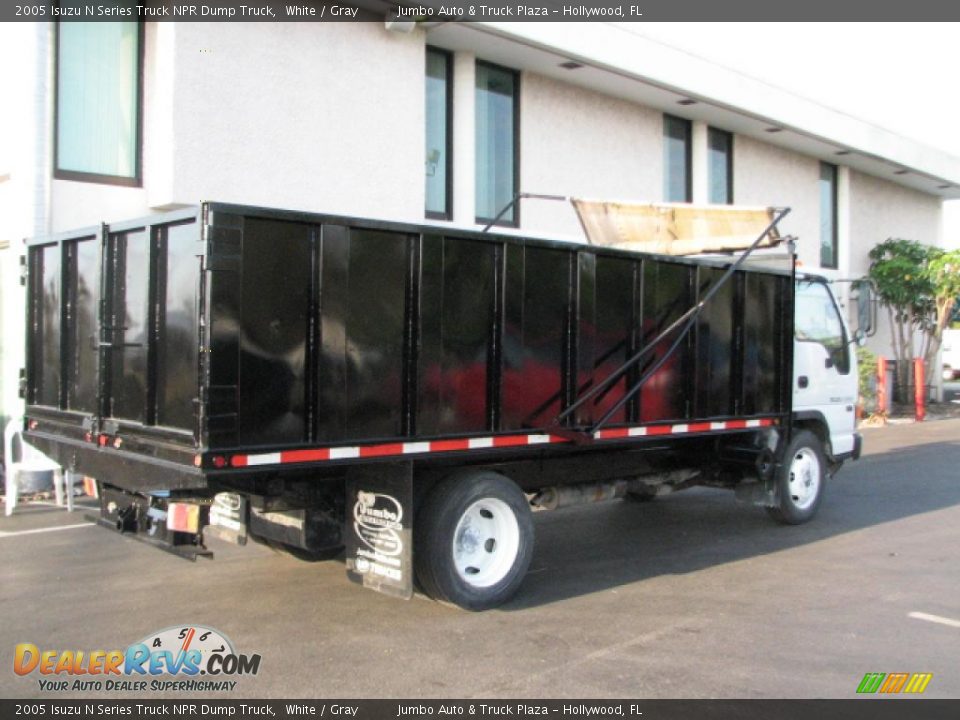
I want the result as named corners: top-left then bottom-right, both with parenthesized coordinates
top-left (481, 193), bottom-right (568, 233)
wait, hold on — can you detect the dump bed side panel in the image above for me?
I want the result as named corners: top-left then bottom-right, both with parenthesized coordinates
top-left (204, 205), bottom-right (792, 458)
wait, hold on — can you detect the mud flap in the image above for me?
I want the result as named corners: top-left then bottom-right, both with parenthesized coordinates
top-left (344, 462), bottom-right (413, 600)
top-left (734, 479), bottom-right (777, 507)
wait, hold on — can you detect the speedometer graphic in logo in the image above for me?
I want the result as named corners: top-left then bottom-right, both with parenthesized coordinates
top-left (136, 625), bottom-right (235, 667)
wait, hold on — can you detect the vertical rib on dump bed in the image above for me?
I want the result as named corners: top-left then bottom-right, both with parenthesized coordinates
top-left (23, 202), bottom-right (792, 489)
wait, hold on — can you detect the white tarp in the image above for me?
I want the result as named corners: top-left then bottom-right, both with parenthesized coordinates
top-left (571, 199), bottom-right (782, 256)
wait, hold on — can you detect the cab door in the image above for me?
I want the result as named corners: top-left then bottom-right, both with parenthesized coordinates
top-left (793, 279), bottom-right (858, 456)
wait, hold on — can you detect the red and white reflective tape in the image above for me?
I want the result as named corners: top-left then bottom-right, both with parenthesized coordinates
top-left (592, 417), bottom-right (773, 440)
top-left (229, 417), bottom-right (776, 468)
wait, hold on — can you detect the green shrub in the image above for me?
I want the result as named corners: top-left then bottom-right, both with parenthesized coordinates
top-left (857, 346), bottom-right (878, 411)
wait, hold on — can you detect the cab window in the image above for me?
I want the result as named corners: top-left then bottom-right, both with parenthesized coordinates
top-left (795, 280), bottom-right (850, 374)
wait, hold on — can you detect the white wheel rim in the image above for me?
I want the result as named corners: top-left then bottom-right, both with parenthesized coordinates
top-left (452, 498), bottom-right (520, 588)
top-left (788, 447), bottom-right (821, 510)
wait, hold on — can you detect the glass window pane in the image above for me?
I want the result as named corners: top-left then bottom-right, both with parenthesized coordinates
top-left (425, 49), bottom-right (450, 218)
top-left (796, 280), bottom-right (849, 373)
top-left (476, 63), bottom-right (517, 224)
top-left (57, 22), bottom-right (139, 179)
top-left (663, 115), bottom-right (691, 202)
top-left (819, 163), bottom-right (838, 268)
top-left (708, 128), bottom-right (733, 204)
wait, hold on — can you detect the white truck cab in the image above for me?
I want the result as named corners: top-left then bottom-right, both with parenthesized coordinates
top-left (793, 275), bottom-right (863, 465)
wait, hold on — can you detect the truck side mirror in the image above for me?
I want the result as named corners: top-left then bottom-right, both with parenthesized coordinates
top-left (854, 280), bottom-right (874, 337)
top-left (853, 328), bottom-right (867, 347)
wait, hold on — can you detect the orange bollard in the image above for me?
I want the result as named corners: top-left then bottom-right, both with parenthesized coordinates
top-left (876, 357), bottom-right (887, 414)
top-left (914, 358), bottom-right (926, 422)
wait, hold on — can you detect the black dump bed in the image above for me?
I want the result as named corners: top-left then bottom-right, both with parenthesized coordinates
top-left (23, 202), bottom-right (793, 492)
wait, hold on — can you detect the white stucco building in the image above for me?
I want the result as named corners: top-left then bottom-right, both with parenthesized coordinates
top-left (2, 19), bottom-right (959, 428)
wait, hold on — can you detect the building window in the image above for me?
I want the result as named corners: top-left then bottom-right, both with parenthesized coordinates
top-left (819, 162), bottom-right (838, 268)
top-left (55, 22), bottom-right (142, 185)
top-left (476, 61), bottom-right (519, 226)
top-left (708, 128), bottom-right (733, 204)
top-left (425, 47), bottom-right (452, 219)
top-left (663, 115), bottom-right (691, 202)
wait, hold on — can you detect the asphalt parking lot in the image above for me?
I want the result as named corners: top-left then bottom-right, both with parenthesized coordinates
top-left (2, 418), bottom-right (958, 700)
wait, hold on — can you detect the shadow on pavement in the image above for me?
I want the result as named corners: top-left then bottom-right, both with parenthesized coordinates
top-left (506, 440), bottom-right (960, 610)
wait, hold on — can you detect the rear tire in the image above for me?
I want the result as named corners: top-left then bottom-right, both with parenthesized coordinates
top-left (766, 430), bottom-right (826, 525)
top-left (414, 472), bottom-right (533, 611)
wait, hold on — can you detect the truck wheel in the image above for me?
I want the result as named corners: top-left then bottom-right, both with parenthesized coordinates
top-left (415, 472), bottom-right (533, 611)
top-left (767, 430), bottom-right (826, 525)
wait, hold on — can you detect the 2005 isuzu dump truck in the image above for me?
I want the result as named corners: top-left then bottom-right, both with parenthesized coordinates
top-left (20, 200), bottom-right (863, 609)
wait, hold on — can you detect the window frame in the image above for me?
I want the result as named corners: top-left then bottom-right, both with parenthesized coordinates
top-left (819, 162), bottom-right (839, 269)
top-left (663, 114), bottom-right (692, 203)
top-left (425, 46), bottom-right (454, 221)
top-left (53, 21), bottom-right (145, 187)
top-left (707, 127), bottom-right (734, 205)
top-left (474, 59), bottom-right (521, 228)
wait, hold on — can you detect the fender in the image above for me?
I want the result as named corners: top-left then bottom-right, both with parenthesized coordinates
top-left (791, 410), bottom-right (861, 462)
top-left (791, 410), bottom-right (831, 455)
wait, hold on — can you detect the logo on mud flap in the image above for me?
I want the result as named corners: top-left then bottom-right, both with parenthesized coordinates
top-left (352, 492), bottom-right (403, 580)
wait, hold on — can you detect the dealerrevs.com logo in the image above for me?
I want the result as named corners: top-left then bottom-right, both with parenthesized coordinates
top-left (14, 625), bottom-right (261, 693)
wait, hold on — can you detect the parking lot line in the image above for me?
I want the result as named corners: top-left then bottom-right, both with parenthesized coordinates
top-left (908, 611), bottom-right (960, 628)
top-left (0, 523), bottom-right (95, 539)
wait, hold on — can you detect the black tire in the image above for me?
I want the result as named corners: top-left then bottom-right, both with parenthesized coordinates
top-left (766, 429), bottom-right (827, 525)
top-left (414, 472), bottom-right (534, 611)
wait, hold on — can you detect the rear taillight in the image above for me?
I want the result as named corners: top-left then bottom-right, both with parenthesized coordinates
top-left (167, 503), bottom-right (200, 534)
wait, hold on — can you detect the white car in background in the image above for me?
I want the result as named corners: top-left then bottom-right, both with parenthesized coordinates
top-left (943, 328), bottom-right (960, 381)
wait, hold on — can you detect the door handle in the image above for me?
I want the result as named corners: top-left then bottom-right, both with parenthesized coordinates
top-left (798, 376), bottom-right (809, 389)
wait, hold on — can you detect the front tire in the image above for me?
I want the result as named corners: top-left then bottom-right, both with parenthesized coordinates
top-left (415, 472), bottom-right (534, 611)
top-left (767, 430), bottom-right (826, 525)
